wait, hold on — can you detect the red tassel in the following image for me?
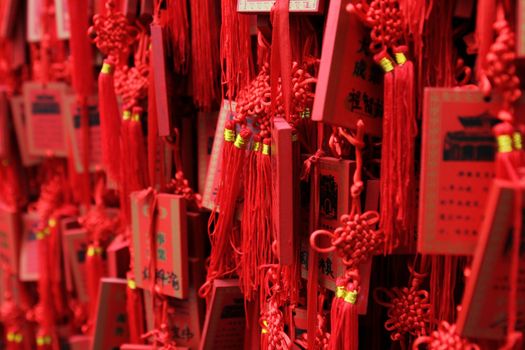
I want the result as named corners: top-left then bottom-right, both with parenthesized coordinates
top-left (494, 121), bottom-right (518, 180)
top-left (220, 0), bottom-right (254, 101)
top-left (189, 0), bottom-right (220, 110)
top-left (167, 0), bottom-right (189, 74)
top-left (240, 137), bottom-right (273, 300)
top-left (392, 46), bottom-right (418, 245)
top-left (85, 243), bottom-right (104, 318)
top-left (66, 0), bottom-right (94, 97)
top-left (126, 273), bottom-right (145, 344)
top-left (98, 60), bottom-right (122, 182)
top-left (128, 107), bottom-right (149, 190)
top-left (201, 122), bottom-right (252, 298)
top-left (329, 270), bottom-right (359, 350)
top-left (375, 50), bottom-right (396, 251)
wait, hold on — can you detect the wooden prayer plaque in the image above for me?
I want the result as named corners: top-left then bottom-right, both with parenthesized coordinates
top-left (92, 278), bottom-right (130, 349)
top-left (312, 0), bottom-right (383, 136)
top-left (457, 180), bottom-right (525, 340)
top-left (272, 117), bottom-right (294, 265)
top-left (23, 81), bottom-right (68, 157)
top-left (237, 0), bottom-right (324, 13)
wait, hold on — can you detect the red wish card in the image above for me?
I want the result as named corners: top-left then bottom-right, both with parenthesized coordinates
top-left (419, 88), bottom-right (525, 255)
top-left (151, 22), bottom-right (174, 137)
top-left (54, 0), bottom-right (70, 39)
top-left (199, 279), bottom-right (245, 350)
top-left (272, 117), bottom-right (294, 265)
top-left (107, 234), bottom-right (130, 279)
top-left (202, 101), bottom-right (236, 210)
top-left (457, 180), bottom-right (525, 340)
top-left (237, 0), bottom-right (324, 13)
top-left (312, 0), bottom-right (383, 136)
top-left (10, 95), bottom-right (41, 166)
top-left (62, 225), bottom-right (90, 302)
top-left (0, 204), bottom-right (20, 274)
top-left (27, 0), bottom-right (42, 42)
top-left (64, 95), bottom-right (102, 172)
top-left (518, 0), bottom-right (525, 58)
top-left (131, 191), bottom-right (189, 299)
top-left (69, 335), bottom-right (92, 350)
top-left (92, 278), bottom-right (130, 349)
top-left (197, 111), bottom-right (218, 194)
top-left (0, 0), bottom-right (16, 38)
top-left (19, 211), bottom-right (40, 281)
top-left (23, 81), bottom-right (68, 157)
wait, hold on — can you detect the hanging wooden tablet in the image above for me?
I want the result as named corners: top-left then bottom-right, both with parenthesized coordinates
top-left (187, 211), bottom-right (210, 259)
top-left (272, 117), bottom-right (294, 265)
top-left (202, 102), bottom-right (236, 210)
top-left (419, 88), bottom-right (525, 255)
top-left (131, 191), bottom-right (189, 299)
top-left (23, 82), bottom-right (68, 157)
top-left (237, 0), bottom-right (323, 13)
top-left (312, 0), bottom-right (383, 136)
top-left (457, 180), bottom-right (525, 340)
top-left (60, 217), bottom-right (81, 293)
top-left (69, 335), bottom-right (92, 350)
top-left (199, 279), bottom-right (245, 350)
top-left (151, 22), bottom-right (174, 137)
top-left (197, 111), bottom-right (218, 194)
top-left (64, 95), bottom-right (102, 172)
top-left (10, 96), bottom-right (41, 166)
top-left (91, 278), bottom-right (131, 349)
top-left (300, 157), bottom-right (353, 290)
top-left (26, 0), bottom-right (43, 42)
top-left (0, 0), bottom-right (16, 38)
top-left (0, 203), bottom-right (20, 274)
top-left (518, 0), bottom-right (525, 58)
top-left (106, 234), bottom-right (130, 279)
top-left (62, 224), bottom-right (90, 302)
top-left (54, 0), bottom-right (70, 39)
top-left (19, 211), bottom-right (40, 281)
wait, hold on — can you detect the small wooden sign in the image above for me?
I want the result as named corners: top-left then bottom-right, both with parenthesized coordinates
top-left (26, 0), bottom-right (43, 42)
top-left (10, 95), bottom-right (41, 166)
top-left (64, 95), bottom-right (102, 172)
top-left (199, 279), bottom-right (245, 350)
top-left (202, 101), bottom-right (236, 210)
top-left (19, 211), bottom-right (40, 281)
top-left (69, 335), bottom-right (92, 350)
top-left (106, 234), bottom-right (130, 279)
top-left (0, 0), bottom-right (17, 38)
top-left (457, 180), bottom-right (525, 340)
top-left (272, 117), bottom-right (294, 265)
top-left (131, 191), bottom-right (189, 299)
top-left (197, 111), bottom-right (218, 194)
top-left (151, 22), bottom-right (174, 137)
top-left (518, 0), bottom-right (525, 58)
top-left (23, 81), bottom-right (68, 157)
top-left (62, 223), bottom-right (90, 302)
top-left (237, 0), bottom-right (324, 13)
top-left (312, 0), bottom-right (383, 136)
top-left (54, 0), bottom-right (70, 39)
top-left (419, 88), bottom-right (525, 255)
top-left (92, 278), bottom-right (130, 349)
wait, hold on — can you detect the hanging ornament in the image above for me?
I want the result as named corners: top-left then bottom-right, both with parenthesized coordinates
top-left (350, 0), bottom-right (418, 251)
top-left (413, 321), bottom-right (480, 350)
top-left (374, 265), bottom-right (431, 345)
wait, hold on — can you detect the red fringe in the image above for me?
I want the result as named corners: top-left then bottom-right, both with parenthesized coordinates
top-left (147, 65), bottom-right (159, 189)
top-left (329, 276), bottom-right (359, 350)
top-left (98, 60), bottom-right (121, 182)
top-left (167, 0), bottom-right (189, 74)
top-left (189, 0), bottom-right (220, 111)
top-left (203, 123), bottom-right (251, 298)
top-left (126, 280), bottom-right (145, 344)
top-left (220, 0), bottom-right (254, 101)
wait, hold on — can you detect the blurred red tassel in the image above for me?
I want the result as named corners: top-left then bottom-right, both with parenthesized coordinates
top-left (85, 243), bottom-right (104, 317)
top-left (329, 270), bottom-right (359, 350)
top-left (126, 273), bottom-right (145, 344)
top-left (202, 122), bottom-right (251, 298)
top-left (98, 60), bottom-right (121, 182)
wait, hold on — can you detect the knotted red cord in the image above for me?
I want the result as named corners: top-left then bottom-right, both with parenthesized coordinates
top-left (413, 321), bottom-right (480, 350)
top-left (374, 266), bottom-right (431, 343)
